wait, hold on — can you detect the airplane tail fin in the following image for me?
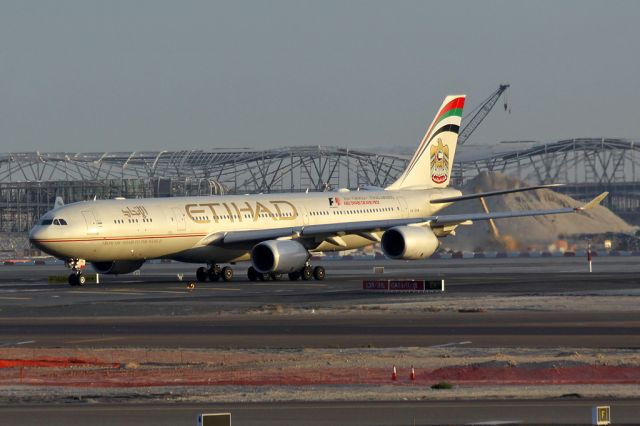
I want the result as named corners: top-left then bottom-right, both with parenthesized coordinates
top-left (386, 95), bottom-right (466, 190)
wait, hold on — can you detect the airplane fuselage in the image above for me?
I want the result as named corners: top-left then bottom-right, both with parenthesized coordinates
top-left (29, 188), bottom-right (460, 263)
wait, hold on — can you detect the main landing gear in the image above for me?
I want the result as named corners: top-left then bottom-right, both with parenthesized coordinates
top-left (247, 263), bottom-right (325, 282)
top-left (196, 264), bottom-right (234, 283)
top-left (66, 258), bottom-right (87, 286)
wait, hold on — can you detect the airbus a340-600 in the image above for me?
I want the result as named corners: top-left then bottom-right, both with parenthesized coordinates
top-left (29, 95), bottom-right (607, 286)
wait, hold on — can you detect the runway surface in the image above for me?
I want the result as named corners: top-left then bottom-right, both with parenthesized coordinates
top-left (1, 399), bottom-right (638, 425)
top-left (1, 311), bottom-right (640, 348)
top-left (0, 257), bottom-right (639, 349)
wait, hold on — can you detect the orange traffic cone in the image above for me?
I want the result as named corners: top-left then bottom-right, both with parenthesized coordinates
top-left (410, 366), bottom-right (416, 381)
top-left (391, 365), bottom-right (397, 381)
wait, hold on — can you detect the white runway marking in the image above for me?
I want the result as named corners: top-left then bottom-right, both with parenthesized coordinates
top-left (110, 289), bottom-right (185, 295)
top-left (166, 286), bottom-right (241, 291)
top-left (65, 336), bottom-right (124, 344)
top-left (69, 290), bottom-right (146, 296)
top-left (429, 341), bottom-right (472, 348)
top-left (249, 283), bottom-right (329, 287)
top-left (0, 340), bottom-right (36, 347)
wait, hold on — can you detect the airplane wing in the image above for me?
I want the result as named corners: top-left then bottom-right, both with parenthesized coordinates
top-left (429, 183), bottom-right (563, 204)
top-left (201, 192), bottom-right (608, 246)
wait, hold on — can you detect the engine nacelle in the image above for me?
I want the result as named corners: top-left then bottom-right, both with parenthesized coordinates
top-left (381, 226), bottom-right (440, 260)
top-left (251, 240), bottom-right (309, 274)
top-left (91, 260), bottom-right (145, 275)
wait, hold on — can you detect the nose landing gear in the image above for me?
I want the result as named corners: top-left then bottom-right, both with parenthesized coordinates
top-left (65, 258), bottom-right (87, 286)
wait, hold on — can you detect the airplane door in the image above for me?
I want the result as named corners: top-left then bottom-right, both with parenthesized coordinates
top-left (398, 198), bottom-right (409, 218)
top-left (300, 206), bottom-right (310, 227)
top-left (171, 207), bottom-right (186, 232)
top-left (81, 210), bottom-right (102, 235)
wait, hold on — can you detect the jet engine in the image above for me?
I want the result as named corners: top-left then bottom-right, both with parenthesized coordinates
top-left (251, 240), bottom-right (309, 274)
top-left (381, 226), bottom-right (440, 260)
top-left (91, 260), bottom-right (145, 275)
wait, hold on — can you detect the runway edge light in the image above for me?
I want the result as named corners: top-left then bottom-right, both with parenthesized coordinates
top-left (592, 405), bottom-right (610, 425)
top-left (198, 412), bottom-right (231, 426)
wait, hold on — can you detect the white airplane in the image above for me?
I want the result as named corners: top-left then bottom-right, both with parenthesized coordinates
top-left (29, 95), bottom-right (608, 286)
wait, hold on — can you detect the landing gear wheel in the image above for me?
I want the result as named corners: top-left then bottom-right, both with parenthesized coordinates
top-left (313, 266), bottom-right (326, 281)
top-left (208, 270), bottom-right (220, 282)
top-left (270, 273), bottom-right (283, 281)
top-left (258, 272), bottom-right (270, 281)
top-left (196, 267), bottom-right (208, 282)
top-left (68, 273), bottom-right (79, 286)
top-left (301, 266), bottom-right (313, 281)
top-left (247, 266), bottom-right (259, 282)
top-left (77, 274), bottom-right (87, 286)
top-left (288, 271), bottom-right (301, 281)
top-left (221, 266), bottom-right (234, 282)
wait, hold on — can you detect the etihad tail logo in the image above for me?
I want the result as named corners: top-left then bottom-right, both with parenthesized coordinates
top-left (430, 139), bottom-right (449, 184)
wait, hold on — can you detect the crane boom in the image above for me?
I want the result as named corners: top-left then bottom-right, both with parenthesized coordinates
top-left (458, 84), bottom-right (510, 145)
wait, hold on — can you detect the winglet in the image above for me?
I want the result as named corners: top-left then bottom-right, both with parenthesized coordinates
top-left (576, 192), bottom-right (609, 211)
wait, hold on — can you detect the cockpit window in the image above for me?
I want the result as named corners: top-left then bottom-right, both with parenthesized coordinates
top-left (58, 219), bottom-right (68, 225)
top-left (53, 219), bottom-right (60, 225)
top-left (41, 219), bottom-right (53, 225)
top-left (51, 218), bottom-right (68, 226)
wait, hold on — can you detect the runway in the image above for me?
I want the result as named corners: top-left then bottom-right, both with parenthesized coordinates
top-left (0, 257), bottom-right (639, 349)
top-left (1, 311), bottom-right (640, 348)
top-left (1, 399), bottom-right (638, 425)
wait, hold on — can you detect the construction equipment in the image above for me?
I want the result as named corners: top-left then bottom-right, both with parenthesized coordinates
top-left (458, 84), bottom-right (510, 145)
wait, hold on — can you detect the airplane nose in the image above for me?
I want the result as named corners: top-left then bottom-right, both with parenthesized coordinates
top-left (29, 226), bottom-right (48, 251)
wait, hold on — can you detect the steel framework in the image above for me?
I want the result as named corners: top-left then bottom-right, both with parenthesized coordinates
top-left (2, 138), bottom-right (640, 240)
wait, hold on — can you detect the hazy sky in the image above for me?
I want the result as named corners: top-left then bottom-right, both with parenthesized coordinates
top-left (0, 1), bottom-right (638, 153)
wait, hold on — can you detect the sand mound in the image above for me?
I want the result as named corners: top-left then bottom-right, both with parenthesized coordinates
top-left (441, 172), bottom-right (636, 251)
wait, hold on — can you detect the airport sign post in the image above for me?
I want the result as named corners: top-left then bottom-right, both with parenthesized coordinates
top-left (362, 279), bottom-right (444, 293)
top-left (198, 413), bottom-right (231, 426)
top-left (592, 405), bottom-right (610, 425)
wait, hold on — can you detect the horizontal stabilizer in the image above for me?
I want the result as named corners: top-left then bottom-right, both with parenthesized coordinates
top-left (576, 192), bottom-right (609, 211)
top-left (430, 183), bottom-right (564, 204)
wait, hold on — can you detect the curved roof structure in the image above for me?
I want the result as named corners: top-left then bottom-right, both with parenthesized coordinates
top-left (0, 147), bottom-right (408, 192)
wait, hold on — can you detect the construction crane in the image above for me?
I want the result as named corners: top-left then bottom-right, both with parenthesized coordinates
top-left (458, 84), bottom-right (510, 145)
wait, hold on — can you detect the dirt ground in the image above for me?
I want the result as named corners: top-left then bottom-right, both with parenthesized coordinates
top-left (1, 346), bottom-right (639, 403)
